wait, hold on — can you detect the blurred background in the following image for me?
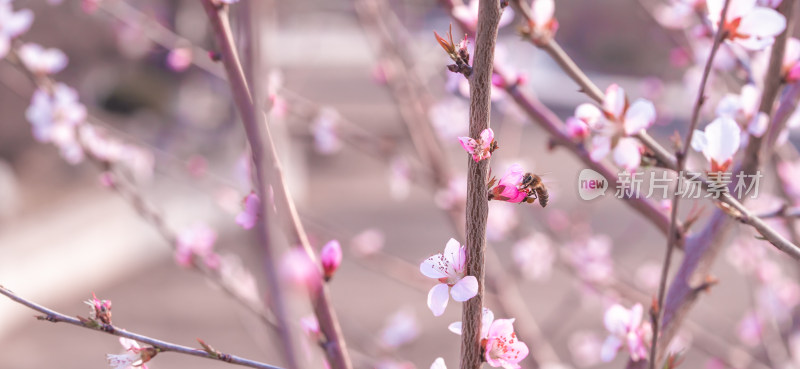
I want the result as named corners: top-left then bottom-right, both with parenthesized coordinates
top-left (1, 0), bottom-right (799, 369)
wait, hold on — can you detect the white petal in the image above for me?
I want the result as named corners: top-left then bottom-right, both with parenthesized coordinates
top-left (739, 84), bottom-right (760, 118)
top-left (420, 255), bottom-right (448, 279)
top-left (6, 8), bottom-right (33, 37)
top-left (603, 84), bottom-right (626, 119)
top-left (784, 38), bottom-right (800, 69)
top-left (575, 103), bottom-right (603, 127)
top-left (715, 94), bottom-right (741, 117)
top-left (427, 284), bottom-right (450, 316)
top-left (498, 6), bottom-right (516, 28)
top-left (629, 303), bottom-right (643, 328)
top-left (748, 112), bottom-right (769, 137)
top-left (727, 0), bottom-right (758, 20)
top-left (481, 308), bottom-right (495, 338)
top-left (690, 129), bottom-right (708, 153)
top-left (448, 321), bottom-right (463, 335)
top-left (431, 358), bottom-right (448, 369)
top-left (442, 238), bottom-right (462, 269)
top-left (450, 275), bottom-right (478, 302)
top-left (613, 138), bottom-right (642, 171)
top-left (604, 304), bottom-right (631, 334)
top-left (738, 7), bottom-right (786, 39)
top-left (704, 117), bottom-right (741, 163)
top-left (532, 0), bottom-right (554, 26)
top-left (623, 99), bottom-right (656, 135)
top-left (600, 335), bottom-right (623, 362)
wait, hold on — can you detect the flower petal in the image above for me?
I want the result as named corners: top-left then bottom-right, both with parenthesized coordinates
top-left (690, 129), bottom-right (708, 153)
top-left (532, 0), bottom-right (554, 26)
top-left (480, 128), bottom-right (494, 145)
top-left (448, 321), bottom-right (463, 335)
top-left (604, 304), bottom-right (631, 335)
top-left (623, 99), bottom-right (656, 135)
top-left (420, 255), bottom-right (448, 279)
top-left (575, 103), bottom-right (603, 127)
top-left (590, 135), bottom-right (611, 162)
top-left (431, 358), bottom-right (447, 369)
top-left (459, 137), bottom-right (477, 154)
top-left (442, 238), bottom-right (463, 270)
top-left (603, 84), bottom-right (626, 119)
top-left (704, 116), bottom-right (741, 164)
top-left (600, 335), bottom-right (623, 362)
top-left (427, 283), bottom-right (450, 316)
top-left (450, 275), bottom-right (478, 302)
top-left (613, 138), bottom-right (642, 171)
top-left (738, 7), bottom-right (786, 39)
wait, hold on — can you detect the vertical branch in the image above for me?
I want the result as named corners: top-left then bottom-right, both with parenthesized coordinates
top-left (198, 3), bottom-right (299, 369)
top-left (200, 3), bottom-right (352, 369)
top-left (461, 1), bottom-right (502, 368)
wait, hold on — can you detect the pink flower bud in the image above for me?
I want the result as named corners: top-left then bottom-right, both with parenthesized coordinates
top-left (320, 240), bottom-right (342, 281)
top-left (565, 117), bottom-right (590, 141)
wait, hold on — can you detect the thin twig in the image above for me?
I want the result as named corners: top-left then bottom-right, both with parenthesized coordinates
top-left (0, 285), bottom-right (284, 369)
top-left (650, 1), bottom-right (731, 366)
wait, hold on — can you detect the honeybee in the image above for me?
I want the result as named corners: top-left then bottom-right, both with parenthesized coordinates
top-left (518, 173), bottom-right (549, 207)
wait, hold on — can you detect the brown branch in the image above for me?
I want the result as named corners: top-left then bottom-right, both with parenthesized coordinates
top-left (0, 285), bottom-right (284, 369)
top-left (199, 3), bottom-right (352, 369)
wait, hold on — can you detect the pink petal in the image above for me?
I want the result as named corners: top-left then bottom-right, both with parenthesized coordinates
top-left (739, 84), bottom-right (760, 118)
top-left (442, 238), bottom-right (463, 269)
top-left (629, 303), bottom-right (643, 328)
top-left (481, 308), bottom-right (495, 338)
top-left (575, 103), bottom-right (603, 127)
top-left (532, 0), bottom-right (554, 26)
top-left (458, 137), bottom-right (478, 154)
top-left (612, 138), bottom-right (642, 171)
top-left (487, 318), bottom-right (516, 339)
top-left (479, 128), bottom-right (494, 146)
top-left (783, 38), bottom-right (800, 69)
top-left (427, 283), bottom-right (450, 316)
top-left (600, 335), bottom-right (623, 362)
top-left (590, 135), bottom-right (611, 162)
top-left (603, 84), bottom-right (626, 120)
top-left (623, 99), bottom-right (656, 135)
top-left (738, 7), bottom-right (786, 39)
top-left (450, 275), bottom-right (478, 301)
top-left (448, 321), bottom-right (463, 335)
top-left (704, 117), bottom-right (741, 163)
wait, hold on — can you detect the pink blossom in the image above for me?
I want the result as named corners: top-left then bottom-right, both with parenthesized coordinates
top-left (512, 233), bottom-right (555, 281)
top-left (525, 0), bottom-right (558, 44)
top-left (565, 117), bottom-right (590, 141)
top-left (487, 202), bottom-right (518, 241)
top-left (588, 84), bottom-right (656, 171)
top-left (568, 331), bottom-right (603, 368)
top-left (18, 43), bottom-right (68, 75)
top-left (429, 97), bottom-right (469, 140)
top-left (715, 83), bottom-right (767, 137)
top-left (379, 308), bottom-right (420, 349)
top-left (320, 240), bottom-right (342, 281)
top-left (84, 292), bottom-right (112, 324)
top-left (484, 318), bottom-right (530, 368)
top-left (458, 128), bottom-right (496, 162)
top-left (25, 83), bottom-right (87, 164)
top-left (707, 0), bottom-right (786, 50)
top-left (235, 192), bottom-right (261, 230)
top-left (447, 308), bottom-right (529, 368)
top-left (691, 117), bottom-right (741, 172)
top-left (175, 225), bottom-right (220, 269)
top-left (281, 248), bottom-right (321, 290)
top-left (488, 164), bottom-right (529, 203)
top-left (167, 47), bottom-right (192, 72)
top-left (0, 2), bottom-right (33, 59)
top-left (737, 310), bottom-right (763, 346)
top-left (312, 108), bottom-right (341, 155)
top-left (601, 303), bottom-right (652, 362)
top-left (349, 228), bottom-right (385, 257)
top-left (389, 156), bottom-right (411, 201)
top-left (420, 238), bottom-right (478, 316)
top-left (562, 235), bottom-right (615, 285)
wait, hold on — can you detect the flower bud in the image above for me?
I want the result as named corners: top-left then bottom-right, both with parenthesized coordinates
top-left (320, 240), bottom-right (342, 281)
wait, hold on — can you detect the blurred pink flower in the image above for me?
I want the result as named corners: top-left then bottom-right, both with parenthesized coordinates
top-left (311, 108), bottom-right (341, 155)
top-left (778, 159), bottom-right (800, 204)
top-left (707, 0), bottom-right (786, 50)
top-left (484, 318), bottom-right (530, 369)
top-left (525, 0), bottom-right (558, 45)
top-left (0, 2), bottom-right (33, 58)
top-left (420, 238), bottom-right (478, 316)
top-left (320, 240), bottom-right (342, 281)
top-left (453, 0), bottom-right (515, 29)
top-left (379, 308), bottom-right (420, 349)
top-left (25, 83), bottom-right (87, 164)
top-left (281, 248), bottom-right (321, 290)
top-left (588, 84), bottom-right (656, 171)
top-left (782, 38), bottom-right (800, 82)
top-left (389, 156), bottom-right (411, 201)
top-left (512, 233), bottom-right (555, 281)
top-left (235, 192), bottom-right (261, 230)
top-left (459, 128), bottom-right (496, 162)
top-left (175, 225), bottom-right (220, 270)
top-left (568, 331), bottom-right (603, 368)
top-left (18, 43), bottom-right (68, 75)
top-left (349, 228), bottom-right (385, 257)
top-left (487, 202), bottom-right (518, 241)
top-left (167, 47), bottom-right (192, 72)
top-left (737, 310), bottom-right (763, 346)
top-left (562, 235), bottom-right (615, 285)
top-left (488, 164), bottom-right (529, 203)
top-left (300, 315), bottom-right (321, 341)
top-left (601, 303), bottom-right (651, 362)
top-left (691, 117), bottom-right (741, 172)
